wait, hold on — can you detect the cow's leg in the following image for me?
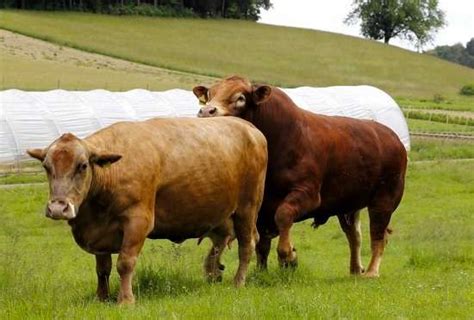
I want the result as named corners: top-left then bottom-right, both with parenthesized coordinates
top-left (364, 207), bottom-right (393, 278)
top-left (275, 191), bottom-right (319, 268)
top-left (233, 206), bottom-right (259, 287)
top-left (256, 235), bottom-right (272, 270)
top-left (95, 254), bottom-right (112, 301)
top-left (337, 210), bottom-right (364, 275)
top-left (117, 215), bottom-right (150, 305)
top-left (204, 233), bottom-right (229, 283)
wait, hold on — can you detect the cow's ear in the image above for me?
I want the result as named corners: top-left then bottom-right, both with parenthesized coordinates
top-left (27, 148), bottom-right (46, 161)
top-left (193, 86), bottom-right (209, 105)
top-left (90, 153), bottom-right (122, 167)
top-left (252, 85), bottom-right (272, 105)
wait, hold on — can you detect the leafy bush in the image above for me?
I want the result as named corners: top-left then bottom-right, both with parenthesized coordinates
top-left (106, 4), bottom-right (196, 18)
top-left (460, 84), bottom-right (474, 96)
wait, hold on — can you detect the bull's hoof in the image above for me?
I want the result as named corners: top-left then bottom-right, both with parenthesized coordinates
top-left (279, 257), bottom-right (298, 269)
top-left (218, 263), bottom-right (225, 271)
top-left (257, 262), bottom-right (268, 271)
top-left (278, 248), bottom-right (298, 269)
top-left (350, 266), bottom-right (365, 276)
top-left (206, 273), bottom-right (223, 283)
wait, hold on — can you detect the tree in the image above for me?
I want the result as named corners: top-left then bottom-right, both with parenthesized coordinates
top-left (345, 0), bottom-right (446, 47)
top-left (466, 38), bottom-right (474, 56)
top-left (426, 40), bottom-right (474, 69)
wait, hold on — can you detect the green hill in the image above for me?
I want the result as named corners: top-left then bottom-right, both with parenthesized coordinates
top-left (1, 10), bottom-right (473, 98)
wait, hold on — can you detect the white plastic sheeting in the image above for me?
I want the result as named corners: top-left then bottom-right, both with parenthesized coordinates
top-left (0, 86), bottom-right (409, 164)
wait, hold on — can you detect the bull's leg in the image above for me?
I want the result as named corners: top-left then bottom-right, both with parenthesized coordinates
top-left (364, 207), bottom-right (394, 278)
top-left (233, 206), bottom-right (259, 287)
top-left (275, 191), bottom-right (319, 268)
top-left (337, 210), bottom-right (364, 275)
top-left (95, 254), bottom-right (112, 301)
top-left (117, 215), bottom-right (150, 305)
top-left (204, 234), bottom-right (229, 283)
top-left (256, 235), bottom-right (272, 270)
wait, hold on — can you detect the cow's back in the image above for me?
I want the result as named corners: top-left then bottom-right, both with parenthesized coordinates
top-left (86, 117), bottom-right (267, 240)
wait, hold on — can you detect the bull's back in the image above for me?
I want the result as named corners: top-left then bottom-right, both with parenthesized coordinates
top-left (307, 114), bottom-right (407, 214)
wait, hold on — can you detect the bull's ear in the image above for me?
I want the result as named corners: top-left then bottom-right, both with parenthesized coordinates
top-left (252, 85), bottom-right (272, 105)
top-left (27, 148), bottom-right (46, 161)
top-left (193, 86), bottom-right (209, 105)
top-left (90, 153), bottom-right (122, 167)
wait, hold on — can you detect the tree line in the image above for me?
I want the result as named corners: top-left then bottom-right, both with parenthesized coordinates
top-left (426, 38), bottom-right (474, 69)
top-left (0, 0), bottom-right (272, 20)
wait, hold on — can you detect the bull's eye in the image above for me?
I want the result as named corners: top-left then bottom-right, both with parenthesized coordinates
top-left (236, 95), bottom-right (246, 107)
top-left (76, 162), bottom-right (88, 174)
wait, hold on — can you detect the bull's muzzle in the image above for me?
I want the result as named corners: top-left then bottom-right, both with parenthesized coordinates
top-left (198, 106), bottom-right (217, 118)
top-left (46, 198), bottom-right (76, 220)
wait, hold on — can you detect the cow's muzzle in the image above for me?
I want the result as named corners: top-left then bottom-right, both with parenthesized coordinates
top-left (198, 106), bottom-right (218, 118)
top-left (46, 198), bottom-right (76, 220)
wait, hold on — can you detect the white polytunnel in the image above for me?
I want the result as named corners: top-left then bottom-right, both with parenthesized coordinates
top-left (0, 86), bottom-right (410, 164)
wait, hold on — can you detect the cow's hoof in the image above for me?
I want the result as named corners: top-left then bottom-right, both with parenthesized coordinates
top-left (233, 277), bottom-right (246, 288)
top-left (118, 296), bottom-right (135, 305)
top-left (218, 263), bottom-right (225, 271)
top-left (362, 271), bottom-right (379, 278)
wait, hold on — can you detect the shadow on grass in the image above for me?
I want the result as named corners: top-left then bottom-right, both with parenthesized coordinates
top-left (133, 264), bottom-right (206, 300)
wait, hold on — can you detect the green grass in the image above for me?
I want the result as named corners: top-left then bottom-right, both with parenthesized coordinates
top-left (407, 119), bottom-right (474, 133)
top-left (409, 137), bottom-right (474, 161)
top-left (397, 97), bottom-right (474, 112)
top-left (0, 161), bottom-right (473, 319)
top-left (1, 10), bottom-right (474, 98)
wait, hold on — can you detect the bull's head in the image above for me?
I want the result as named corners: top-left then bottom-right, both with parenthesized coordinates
top-left (27, 133), bottom-right (121, 220)
top-left (194, 76), bottom-right (272, 118)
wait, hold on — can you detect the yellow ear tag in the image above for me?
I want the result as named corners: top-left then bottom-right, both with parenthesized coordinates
top-left (102, 162), bottom-right (113, 168)
top-left (199, 96), bottom-right (207, 105)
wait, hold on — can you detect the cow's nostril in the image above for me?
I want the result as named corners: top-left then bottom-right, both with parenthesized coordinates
top-left (198, 109), bottom-right (203, 114)
top-left (209, 107), bottom-right (217, 115)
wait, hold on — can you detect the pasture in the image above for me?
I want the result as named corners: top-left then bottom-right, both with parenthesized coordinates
top-left (1, 10), bottom-right (474, 97)
top-left (0, 29), bottom-right (215, 91)
top-left (0, 160), bottom-right (473, 318)
top-left (1, 9), bottom-right (473, 319)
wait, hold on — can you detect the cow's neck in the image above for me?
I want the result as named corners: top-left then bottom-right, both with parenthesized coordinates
top-left (88, 165), bottom-right (117, 205)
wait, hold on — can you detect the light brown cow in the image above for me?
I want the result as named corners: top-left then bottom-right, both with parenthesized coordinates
top-left (27, 117), bottom-right (267, 304)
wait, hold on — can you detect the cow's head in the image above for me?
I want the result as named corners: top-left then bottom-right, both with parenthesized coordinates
top-left (27, 133), bottom-right (121, 220)
top-left (194, 75), bottom-right (272, 118)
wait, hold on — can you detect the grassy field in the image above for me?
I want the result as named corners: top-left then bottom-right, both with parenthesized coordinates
top-left (407, 119), bottom-right (474, 133)
top-left (1, 10), bottom-right (474, 98)
top-left (398, 97), bottom-right (474, 113)
top-left (0, 160), bottom-right (472, 319)
top-left (0, 29), bottom-right (216, 91)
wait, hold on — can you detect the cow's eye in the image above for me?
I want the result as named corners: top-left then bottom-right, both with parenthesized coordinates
top-left (42, 163), bottom-right (51, 174)
top-left (76, 162), bottom-right (88, 174)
